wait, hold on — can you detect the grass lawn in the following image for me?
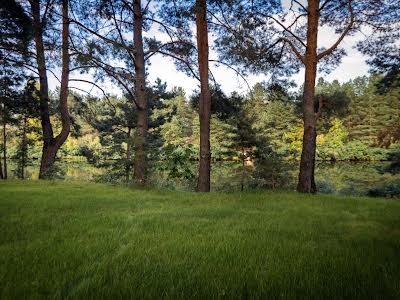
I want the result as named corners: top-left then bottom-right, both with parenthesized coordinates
top-left (1, 181), bottom-right (400, 299)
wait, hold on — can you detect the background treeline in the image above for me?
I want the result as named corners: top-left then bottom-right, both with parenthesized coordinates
top-left (2, 74), bottom-right (399, 193)
top-left (1, 0), bottom-right (399, 195)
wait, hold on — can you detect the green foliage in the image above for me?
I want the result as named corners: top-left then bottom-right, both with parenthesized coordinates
top-left (381, 146), bottom-right (400, 175)
top-left (157, 144), bottom-right (197, 181)
top-left (344, 76), bottom-right (400, 147)
top-left (368, 179), bottom-right (400, 198)
top-left (153, 88), bottom-right (193, 146)
top-left (39, 163), bottom-right (66, 180)
top-left (316, 179), bottom-right (337, 194)
top-left (317, 118), bottom-right (348, 161)
top-left (339, 141), bottom-right (388, 161)
top-left (252, 139), bottom-right (294, 189)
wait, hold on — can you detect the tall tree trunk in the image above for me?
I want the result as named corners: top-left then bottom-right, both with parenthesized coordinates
top-left (196, 0), bottom-right (211, 192)
top-left (126, 126), bottom-right (132, 182)
top-left (133, 0), bottom-right (148, 185)
top-left (297, 0), bottom-right (319, 193)
top-left (32, 0), bottom-right (70, 178)
top-left (2, 122), bottom-right (6, 179)
top-left (21, 116), bottom-right (27, 179)
top-left (0, 139), bottom-right (3, 179)
top-left (240, 147), bottom-right (245, 192)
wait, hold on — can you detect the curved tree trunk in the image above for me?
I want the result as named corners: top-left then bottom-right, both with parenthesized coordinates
top-left (133, 0), bottom-right (148, 186)
top-left (297, 0), bottom-right (319, 193)
top-left (196, 0), bottom-right (211, 192)
top-left (32, 0), bottom-right (71, 179)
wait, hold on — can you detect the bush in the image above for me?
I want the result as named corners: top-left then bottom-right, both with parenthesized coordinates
top-left (157, 144), bottom-right (197, 181)
top-left (317, 180), bottom-right (336, 194)
top-left (40, 162), bottom-right (66, 180)
top-left (367, 180), bottom-right (400, 198)
top-left (341, 141), bottom-right (388, 161)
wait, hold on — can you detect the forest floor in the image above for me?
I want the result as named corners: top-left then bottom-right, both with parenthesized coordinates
top-left (1, 181), bottom-right (400, 299)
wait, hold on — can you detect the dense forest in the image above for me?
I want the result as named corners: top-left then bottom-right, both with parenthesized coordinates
top-left (0, 0), bottom-right (399, 195)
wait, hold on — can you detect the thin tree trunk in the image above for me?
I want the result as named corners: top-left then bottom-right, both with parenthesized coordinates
top-left (241, 147), bottom-right (245, 192)
top-left (297, 0), bottom-right (319, 193)
top-left (21, 116), bottom-right (27, 179)
top-left (126, 127), bottom-right (132, 182)
top-left (196, 0), bottom-right (211, 192)
top-left (133, 0), bottom-right (148, 185)
top-left (2, 122), bottom-right (6, 179)
top-left (32, 0), bottom-right (70, 178)
top-left (0, 110), bottom-right (3, 179)
top-left (0, 142), bottom-right (3, 179)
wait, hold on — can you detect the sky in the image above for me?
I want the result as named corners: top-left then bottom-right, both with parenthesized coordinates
top-left (145, 29), bottom-right (370, 96)
top-left (141, 0), bottom-right (372, 96)
top-left (48, 3), bottom-right (372, 98)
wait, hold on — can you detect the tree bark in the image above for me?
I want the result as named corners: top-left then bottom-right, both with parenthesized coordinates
top-left (2, 122), bottom-right (6, 179)
top-left (21, 116), bottom-right (27, 179)
top-left (196, 0), bottom-right (211, 192)
top-left (297, 0), bottom-right (319, 193)
top-left (126, 126), bottom-right (132, 182)
top-left (133, 0), bottom-right (148, 185)
top-left (0, 141), bottom-right (3, 179)
top-left (241, 147), bottom-right (245, 192)
top-left (32, 0), bottom-right (70, 179)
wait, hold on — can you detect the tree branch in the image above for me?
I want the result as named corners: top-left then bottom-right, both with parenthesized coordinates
top-left (144, 40), bottom-right (196, 61)
top-left (257, 12), bottom-right (306, 48)
top-left (157, 50), bottom-right (200, 81)
top-left (292, 0), bottom-right (307, 12)
top-left (315, 95), bottom-right (323, 121)
top-left (317, 0), bottom-right (354, 60)
top-left (281, 37), bottom-right (305, 64)
top-left (69, 17), bottom-right (136, 55)
top-left (319, 0), bottom-right (334, 12)
top-left (69, 78), bottom-right (117, 113)
top-left (209, 59), bottom-right (252, 94)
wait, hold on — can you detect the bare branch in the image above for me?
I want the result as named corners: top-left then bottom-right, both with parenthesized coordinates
top-left (157, 50), bottom-right (200, 81)
top-left (143, 17), bottom-right (176, 43)
top-left (4, 57), bottom-right (61, 82)
top-left (292, 0), bottom-right (307, 12)
top-left (319, 0), bottom-right (334, 12)
top-left (110, 0), bottom-right (136, 62)
top-left (42, 0), bottom-right (55, 26)
top-left (69, 17), bottom-right (136, 55)
top-left (257, 12), bottom-right (306, 48)
top-left (317, 0), bottom-right (354, 60)
top-left (209, 59), bottom-right (252, 93)
top-left (281, 37), bottom-right (305, 64)
top-left (143, 0), bottom-right (153, 14)
top-left (144, 40), bottom-right (196, 61)
top-left (69, 78), bottom-right (117, 113)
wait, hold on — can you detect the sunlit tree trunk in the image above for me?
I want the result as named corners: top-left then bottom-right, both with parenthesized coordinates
top-left (196, 0), bottom-right (211, 192)
top-left (133, 0), bottom-right (148, 185)
top-left (32, 0), bottom-right (70, 178)
top-left (21, 116), bottom-right (28, 179)
top-left (297, 0), bottom-right (319, 193)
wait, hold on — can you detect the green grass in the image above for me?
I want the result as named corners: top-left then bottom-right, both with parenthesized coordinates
top-left (1, 181), bottom-right (400, 299)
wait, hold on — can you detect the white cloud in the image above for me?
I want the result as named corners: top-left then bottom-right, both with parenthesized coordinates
top-left (48, 15), bottom-right (371, 97)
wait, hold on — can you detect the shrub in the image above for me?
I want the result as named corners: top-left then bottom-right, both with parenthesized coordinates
top-left (317, 180), bottom-right (336, 194)
top-left (367, 180), bottom-right (400, 198)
